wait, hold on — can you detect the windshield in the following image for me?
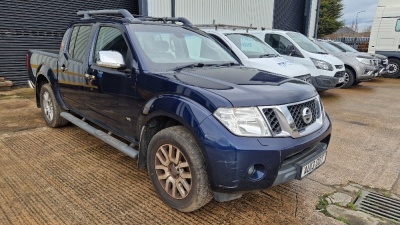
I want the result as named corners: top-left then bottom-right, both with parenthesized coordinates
top-left (316, 41), bottom-right (342, 53)
top-left (225, 33), bottom-right (279, 58)
top-left (335, 42), bottom-right (358, 53)
top-left (127, 24), bottom-right (238, 71)
top-left (286, 32), bottom-right (325, 54)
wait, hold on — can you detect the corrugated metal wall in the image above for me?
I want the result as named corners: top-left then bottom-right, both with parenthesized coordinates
top-left (0, 0), bottom-right (138, 86)
top-left (147, 0), bottom-right (274, 28)
top-left (273, 0), bottom-right (307, 33)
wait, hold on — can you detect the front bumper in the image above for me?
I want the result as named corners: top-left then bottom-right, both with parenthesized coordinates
top-left (196, 114), bottom-right (332, 193)
top-left (311, 75), bottom-right (340, 91)
top-left (355, 64), bottom-right (379, 81)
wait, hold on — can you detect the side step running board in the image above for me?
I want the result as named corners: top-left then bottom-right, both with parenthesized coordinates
top-left (60, 112), bottom-right (139, 159)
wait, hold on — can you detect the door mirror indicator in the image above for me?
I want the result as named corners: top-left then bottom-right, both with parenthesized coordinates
top-left (96, 50), bottom-right (125, 69)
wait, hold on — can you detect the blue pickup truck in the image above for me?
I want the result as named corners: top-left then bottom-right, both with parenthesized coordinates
top-left (27, 9), bottom-right (332, 212)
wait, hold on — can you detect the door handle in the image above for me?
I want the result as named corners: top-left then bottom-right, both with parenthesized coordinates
top-left (84, 74), bottom-right (95, 80)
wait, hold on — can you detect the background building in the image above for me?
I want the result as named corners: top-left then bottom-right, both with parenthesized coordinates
top-left (0, 0), bottom-right (319, 86)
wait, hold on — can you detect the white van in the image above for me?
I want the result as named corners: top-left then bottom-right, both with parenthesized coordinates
top-left (368, 0), bottom-right (400, 78)
top-left (249, 30), bottom-right (346, 91)
top-left (199, 28), bottom-right (312, 83)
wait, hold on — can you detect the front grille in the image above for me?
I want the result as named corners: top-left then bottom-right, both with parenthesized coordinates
top-left (335, 65), bottom-right (343, 69)
top-left (334, 71), bottom-right (345, 78)
top-left (263, 108), bottom-right (282, 135)
top-left (287, 99), bottom-right (320, 131)
top-left (382, 59), bottom-right (388, 65)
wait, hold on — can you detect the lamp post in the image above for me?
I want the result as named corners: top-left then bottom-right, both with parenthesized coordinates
top-left (355, 10), bottom-right (366, 33)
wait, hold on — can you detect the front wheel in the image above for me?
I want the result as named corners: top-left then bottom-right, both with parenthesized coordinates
top-left (383, 58), bottom-right (400, 78)
top-left (339, 68), bottom-right (355, 88)
top-left (147, 126), bottom-right (212, 212)
top-left (40, 83), bottom-right (68, 128)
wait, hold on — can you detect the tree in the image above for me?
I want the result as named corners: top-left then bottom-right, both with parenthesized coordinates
top-left (318, 0), bottom-right (345, 37)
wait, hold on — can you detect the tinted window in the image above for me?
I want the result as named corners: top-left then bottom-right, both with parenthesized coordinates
top-left (68, 26), bottom-right (79, 57)
top-left (265, 34), bottom-right (292, 55)
top-left (73, 26), bottom-right (91, 62)
top-left (94, 27), bottom-right (129, 64)
top-left (396, 19), bottom-right (400, 32)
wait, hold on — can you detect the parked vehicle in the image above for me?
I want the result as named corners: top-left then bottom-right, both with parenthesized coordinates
top-left (249, 30), bottom-right (346, 91)
top-left (199, 26), bottom-right (312, 83)
top-left (27, 10), bottom-right (332, 212)
top-left (313, 40), bottom-right (379, 88)
top-left (368, 0), bottom-right (400, 78)
top-left (330, 41), bottom-right (388, 77)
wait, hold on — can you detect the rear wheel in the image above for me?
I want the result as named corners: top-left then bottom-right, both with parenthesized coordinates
top-left (40, 84), bottom-right (68, 128)
top-left (147, 126), bottom-right (212, 212)
top-left (339, 68), bottom-right (355, 88)
top-left (383, 58), bottom-right (400, 78)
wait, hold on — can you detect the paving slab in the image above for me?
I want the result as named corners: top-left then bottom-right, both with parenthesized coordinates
top-left (326, 205), bottom-right (386, 225)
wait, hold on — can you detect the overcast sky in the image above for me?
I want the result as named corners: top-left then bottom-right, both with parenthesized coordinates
top-left (340, 0), bottom-right (378, 31)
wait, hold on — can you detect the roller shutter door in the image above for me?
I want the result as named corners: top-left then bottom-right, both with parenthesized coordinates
top-left (273, 0), bottom-right (306, 34)
top-left (0, 0), bottom-right (139, 86)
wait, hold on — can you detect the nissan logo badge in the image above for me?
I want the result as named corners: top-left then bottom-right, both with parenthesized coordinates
top-left (302, 107), bottom-right (313, 124)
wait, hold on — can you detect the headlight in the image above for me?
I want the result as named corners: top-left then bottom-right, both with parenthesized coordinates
top-left (310, 58), bottom-right (333, 71)
top-left (295, 74), bottom-right (312, 83)
top-left (356, 56), bottom-right (373, 66)
top-left (213, 107), bottom-right (271, 137)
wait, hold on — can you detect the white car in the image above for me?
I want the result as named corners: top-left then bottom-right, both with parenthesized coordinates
top-left (249, 30), bottom-right (346, 91)
top-left (201, 28), bottom-right (312, 83)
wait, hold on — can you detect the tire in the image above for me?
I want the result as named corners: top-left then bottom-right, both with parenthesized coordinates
top-left (383, 58), bottom-right (400, 78)
top-left (339, 68), bottom-right (355, 88)
top-left (39, 83), bottom-right (68, 128)
top-left (147, 126), bottom-right (212, 212)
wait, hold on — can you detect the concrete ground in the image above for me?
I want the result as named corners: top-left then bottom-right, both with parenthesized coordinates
top-left (0, 78), bottom-right (399, 225)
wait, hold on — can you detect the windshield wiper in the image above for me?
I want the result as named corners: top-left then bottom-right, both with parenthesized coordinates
top-left (259, 54), bottom-right (278, 58)
top-left (213, 62), bottom-right (240, 67)
top-left (315, 51), bottom-right (328, 54)
top-left (172, 63), bottom-right (205, 71)
top-left (172, 62), bottom-right (239, 71)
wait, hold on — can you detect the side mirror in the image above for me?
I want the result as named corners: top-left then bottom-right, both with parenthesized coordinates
top-left (286, 45), bottom-right (296, 56)
top-left (96, 50), bottom-right (125, 69)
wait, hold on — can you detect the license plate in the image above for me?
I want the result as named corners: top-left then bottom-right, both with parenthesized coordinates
top-left (338, 77), bottom-right (345, 83)
top-left (300, 152), bottom-right (326, 178)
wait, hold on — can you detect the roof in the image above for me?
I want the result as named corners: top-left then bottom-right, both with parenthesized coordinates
top-left (333, 27), bottom-right (356, 35)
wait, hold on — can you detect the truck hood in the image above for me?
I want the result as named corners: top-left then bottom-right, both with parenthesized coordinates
top-left (172, 66), bottom-right (317, 107)
top-left (356, 52), bottom-right (387, 60)
top-left (248, 57), bottom-right (310, 78)
top-left (331, 52), bottom-right (374, 59)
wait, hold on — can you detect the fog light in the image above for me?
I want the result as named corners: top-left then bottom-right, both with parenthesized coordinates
top-left (247, 164), bottom-right (266, 181)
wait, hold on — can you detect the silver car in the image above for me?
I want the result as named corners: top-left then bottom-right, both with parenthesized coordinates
top-left (313, 40), bottom-right (379, 88)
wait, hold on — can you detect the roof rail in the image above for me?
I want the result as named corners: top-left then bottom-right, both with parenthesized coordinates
top-left (77, 9), bottom-right (140, 22)
top-left (135, 16), bottom-right (193, 27)
top-left (196, 23), bottom-right (257, 32)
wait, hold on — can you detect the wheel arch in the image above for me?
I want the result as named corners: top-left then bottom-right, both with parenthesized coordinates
top-left (137, 95), bottom-right (214, 169)
top-left (34, 65), bottom-right (67, 110)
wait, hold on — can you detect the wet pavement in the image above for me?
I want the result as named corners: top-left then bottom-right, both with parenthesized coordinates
top-left (0, 78), bottom-right (399, 224)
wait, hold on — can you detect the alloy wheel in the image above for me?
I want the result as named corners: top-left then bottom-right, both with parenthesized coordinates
top-left (154, 144), bottom-right (192, 199)
top-left (43, 91), bottom-right (54, 121)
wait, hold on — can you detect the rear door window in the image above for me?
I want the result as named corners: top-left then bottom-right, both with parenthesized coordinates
top-left (67, 25), bottom-right (92, 62)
